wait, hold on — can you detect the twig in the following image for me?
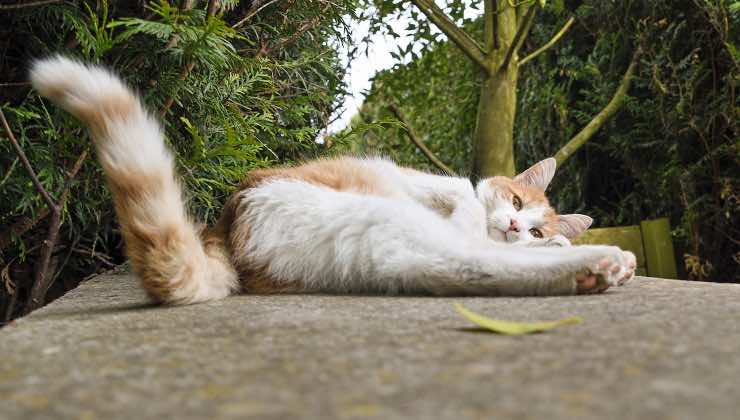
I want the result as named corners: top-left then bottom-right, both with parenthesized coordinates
top-left (519, 16), bottom-right (575, 66)
top-left (59, 150), bottom-right (88, 204)
top-left (554, 48), bottom-right (642, 164)
top-left (26, 151), bottom-right (88, 311)
top-left (71, 247), bottom-right (116, 267)
top-left (257, 16), bottom-right (321, 57)
top-left (0, 146), bottom-right (82, 253)
top-left (0, 0), bottom-right (62, 10)
top-left (0, 208), bottom-right (51, 251)
top-left (0, 157), bottom-right (18, 187)
top-left (0, 81), bottom-right (31, 87)
top-left (499, 3), bottom-right (536, 72)
top-left (50, 235), bottom-right (81, 286)
top-left (27, 150), bottom-right (88, 311)
top-left (231, 0), bottom-right (281, 29)
top-left (387, 102), bottom-right (456, 175)
top-left (1, 109), bottom-right (56, 209)
top-left (3, 279), bottom-right (18, 322)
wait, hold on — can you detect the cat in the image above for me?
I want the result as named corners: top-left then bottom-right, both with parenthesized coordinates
top-left (30, 55), bottom-right (636, 305)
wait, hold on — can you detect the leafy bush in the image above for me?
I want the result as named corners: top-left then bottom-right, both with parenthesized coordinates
top-left (0, 0), bottom-right (355, 320)
top-left (352, 0), bottom-right (739, 282)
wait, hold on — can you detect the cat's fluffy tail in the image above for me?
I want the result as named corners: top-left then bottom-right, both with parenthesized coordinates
top-left (30, 55), bottom-right (239, 304)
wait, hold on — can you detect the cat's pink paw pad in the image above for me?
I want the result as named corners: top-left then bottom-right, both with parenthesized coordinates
top-left (575, 270), bottom-right (610, 294)
top-left (576, 249), bottom-right (636, 294)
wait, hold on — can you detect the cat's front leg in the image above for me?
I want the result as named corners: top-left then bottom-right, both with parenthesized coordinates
top-left (447, 195), bottom-right (489, 241)
top-left (449, 244), bottom-right (637, 296)
top-left (534, 245), bottom-right (636, 294)
top-left (569, 246), bottom-right (637, 293)
top-left (516, 234), bottom-right (572, 248)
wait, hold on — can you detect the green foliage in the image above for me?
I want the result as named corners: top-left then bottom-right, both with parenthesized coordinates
top-left (342, 19), bottom-right (482, 173)
top-left (353, 0), bottom-right (738, 282)
top-left (0, 0), bottom-right (356, 319)
top-left (359, 0), bottom-right (481, 62)
top-left (517, 0), bottom-right (739, 282)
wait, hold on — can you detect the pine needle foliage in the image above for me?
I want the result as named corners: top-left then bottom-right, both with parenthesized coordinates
top-left (0, 0), bottom-right (357, 320)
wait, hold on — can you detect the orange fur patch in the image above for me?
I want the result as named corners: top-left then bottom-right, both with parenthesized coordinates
top-left (219, 157), bottom-right (397, 293)
top-left (77, 94), bottom-right (137, 139)
top-left (239, 157), bottom-right (387, 194)
top-left (486, 176), bottom-right (561, 236)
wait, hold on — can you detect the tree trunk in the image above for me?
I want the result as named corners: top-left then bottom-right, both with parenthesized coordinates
top-left (471, 3), bottom-right (520, 179)
top-left (472, 66), bottom-right (518, 179)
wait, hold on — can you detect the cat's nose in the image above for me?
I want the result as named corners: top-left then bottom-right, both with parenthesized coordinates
top-left (508, 218), bottom-right (519, 232)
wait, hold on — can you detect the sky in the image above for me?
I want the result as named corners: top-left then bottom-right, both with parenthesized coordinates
top-left (326, 16), bottom-right (415, 134)
top-left (328, 4), bottom-right (479, 134)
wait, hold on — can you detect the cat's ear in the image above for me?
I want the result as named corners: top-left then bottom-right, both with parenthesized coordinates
top-left (557, 214), bottom-right (593, 239)
top-left (513, 157), bottom-right (556, 190)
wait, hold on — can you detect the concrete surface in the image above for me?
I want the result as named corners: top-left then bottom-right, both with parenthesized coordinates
top-left (1, 274), bottom-right (740, 420)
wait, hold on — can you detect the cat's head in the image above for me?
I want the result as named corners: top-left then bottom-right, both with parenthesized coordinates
top-left (475, 158), bottom-right (592, 243)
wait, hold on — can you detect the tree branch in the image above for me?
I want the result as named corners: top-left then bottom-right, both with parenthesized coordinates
top-left (257, 16), bottom-right (322, 57)
top-left (0, 0), bottom-right (62, 10)
top-left (499, 3), bottom-right (536, 71)
top-left (58, 149), bottom-right (88, 209)
top-left (554, 48), bottom-right (642, 164)
top-left (2, 108), bottom-right (90, 312)
top-left (387, 102), bottom-right (456, 175)
top-left (206, 0), bottom-right (220, 17)
top-left (410, 0), bottom-right (489, 74)
top-left (0, 108), bottom-right (56, 210)
top-left (0, 208), bottom-right (50, 252)
top-left (519, 16), bottom-right (575, 66)
top-left (485, 0), bottom-right (499, 50)
top-left (24, 151), bottom-right (88, 312)
top-left (232, 0), bottom-right (281, 29)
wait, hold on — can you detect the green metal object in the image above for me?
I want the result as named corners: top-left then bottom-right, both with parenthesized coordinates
top-left (571, 217), bottom-right (677, 279)
top-left (640, 218), bottom-right (678, 279)
top-left (572, 225), bottom-right (647, 276)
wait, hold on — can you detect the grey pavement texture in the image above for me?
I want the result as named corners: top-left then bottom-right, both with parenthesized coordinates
top-left (2, 274), bottom-right (740, 420)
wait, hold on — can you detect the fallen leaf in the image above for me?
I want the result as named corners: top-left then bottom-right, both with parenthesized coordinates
top-left (454, 303), bottom-right (582, 335)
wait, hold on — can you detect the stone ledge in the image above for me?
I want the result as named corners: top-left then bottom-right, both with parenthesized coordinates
top-left (2, 275), bottom-right (739, 419)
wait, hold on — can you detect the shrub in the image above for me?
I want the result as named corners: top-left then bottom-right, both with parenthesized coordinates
top-left (0, 0), bottom-right (356, 320)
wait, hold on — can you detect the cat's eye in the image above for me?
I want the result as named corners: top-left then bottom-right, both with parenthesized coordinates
top-left (512, 195), bottom-right (522, 210)
top-left (529, 228), bottom-right (543, 238)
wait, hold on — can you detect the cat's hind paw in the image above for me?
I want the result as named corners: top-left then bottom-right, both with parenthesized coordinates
top-left (576, 250), bottom-right (636, 294)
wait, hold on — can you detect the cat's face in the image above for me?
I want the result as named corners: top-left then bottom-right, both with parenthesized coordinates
top-left (475, 158), bottom-right (592, 243)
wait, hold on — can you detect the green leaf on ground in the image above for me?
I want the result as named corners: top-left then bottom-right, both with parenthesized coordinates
top-left (454, 303), bottom-right (582, 335)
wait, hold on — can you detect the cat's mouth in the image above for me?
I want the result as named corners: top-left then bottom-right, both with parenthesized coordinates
top-left (505, 231), bottom-right (520, 242)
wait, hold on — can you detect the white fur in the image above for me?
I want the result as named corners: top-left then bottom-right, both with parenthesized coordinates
top-left (30, 56), bottom-right (171, 174)
top-left (32, 55), bottom-right (633, 302)
top-left (234, 169), bottom-right (632, 296)
top-left (31, 55), bottom-right (239, 304)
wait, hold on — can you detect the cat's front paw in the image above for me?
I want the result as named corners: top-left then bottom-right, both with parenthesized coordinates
top-left (544, 234), bottom-right (571, 247)
top-left (575, 249), bottom-right (636, 294)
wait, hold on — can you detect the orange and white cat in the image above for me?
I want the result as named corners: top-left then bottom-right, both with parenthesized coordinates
top-left (30, 56), bottom-right (636, 305)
